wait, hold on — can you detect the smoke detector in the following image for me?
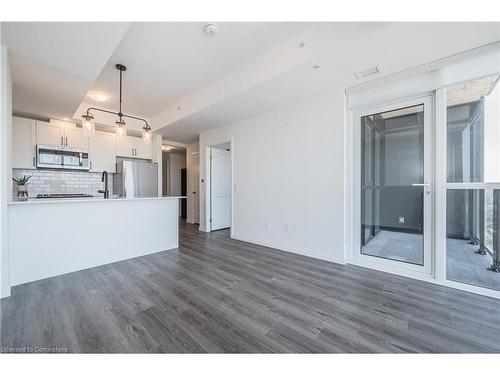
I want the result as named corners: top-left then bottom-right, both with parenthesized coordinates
top-left (204, 23), bottom-right (219, 37)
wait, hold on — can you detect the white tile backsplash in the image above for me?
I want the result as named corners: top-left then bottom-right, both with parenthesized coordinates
top-left (13, 169), bottom-right (113, 198)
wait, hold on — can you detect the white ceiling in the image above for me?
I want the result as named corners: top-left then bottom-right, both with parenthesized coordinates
top-left (155, 22), bottom-right (500, 143)
top-left (2, 22), bottom-right (499, 143)
top-left (84, 22), bottom-right (311, 117)
top-left (1, 22), bottom-right (129, 118)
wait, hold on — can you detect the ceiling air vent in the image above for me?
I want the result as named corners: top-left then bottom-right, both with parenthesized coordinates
top-left (355, 66), bottom-right (380, 79)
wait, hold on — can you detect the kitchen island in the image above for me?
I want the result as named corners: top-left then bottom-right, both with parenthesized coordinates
top-left (7, 196), bottom-right (185, 289)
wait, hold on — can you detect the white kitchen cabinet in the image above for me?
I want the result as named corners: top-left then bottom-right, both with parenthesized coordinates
top-left (37, 121), bottom-right (63, 146)
top-left (37, 119), bottom-right (89, 149)
top-left (12, 116), bottom-right (37, 169)
top-left (116, 135), bottom-right (135, 157)
top-left (89, 131), bottom-right (116, 173)
top-left (135, 138), bottom-right (152, 159)
top-left (116, 135), bottom-right (152, 159)
top-left (64, 127), bottom-right (88, 149)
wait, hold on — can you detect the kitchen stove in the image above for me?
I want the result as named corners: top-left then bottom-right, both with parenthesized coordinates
top-left (36, 193), bottom-right (94, 199)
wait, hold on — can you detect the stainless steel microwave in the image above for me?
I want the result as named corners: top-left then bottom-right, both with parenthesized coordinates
top-left (36, 145), bottom-right (90, 171)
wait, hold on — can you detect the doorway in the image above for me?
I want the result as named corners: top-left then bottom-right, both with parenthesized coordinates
top-left (353, 95), bottom-right (433, 275)
top-left (209, 143), bottom-right (231, 231)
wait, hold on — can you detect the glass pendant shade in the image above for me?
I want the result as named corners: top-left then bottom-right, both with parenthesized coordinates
top-left (82, 115), bottom-right (96, 137)
top-left (115, 119), bottom-right (126, 137)
top-left (142, 125), bottom-right (152, 144)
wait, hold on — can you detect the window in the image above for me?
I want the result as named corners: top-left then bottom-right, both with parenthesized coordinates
top-left (445, 74), bottom-right (500, 291)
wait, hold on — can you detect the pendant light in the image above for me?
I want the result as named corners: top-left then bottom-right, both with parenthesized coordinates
top-left (81, 114), bottom-right (96, 137)
top-left (82, 64), bottom-right (152, 143)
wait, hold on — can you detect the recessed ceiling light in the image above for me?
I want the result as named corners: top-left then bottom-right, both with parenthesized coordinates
top-left (298, 41), bottom-right (305, 48)
top-left (88, 91), bottom-right (109, 102)
top-left (204, 23), bottom-right (219, 37)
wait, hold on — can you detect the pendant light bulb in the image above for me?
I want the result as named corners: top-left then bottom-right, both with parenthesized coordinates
top-left (81, 114), bottom-right (96, 137)
top-left (115, 118), bottom-right (126, 137)
top-left (142, 124), bottom-right (152, 145)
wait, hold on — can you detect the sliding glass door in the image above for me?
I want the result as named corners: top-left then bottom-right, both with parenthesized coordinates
top-left (355, 96), bottom-right (433, 274)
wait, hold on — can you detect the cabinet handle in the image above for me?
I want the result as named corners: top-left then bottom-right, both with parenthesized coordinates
top-left (65, 137), bottom-right (68, 146)
top-left (90, 161), bottom-right (92, 170)
top-left (33, 156), bottom-right (36, 167)
top-left (61, 136), bottom-right (64, 145)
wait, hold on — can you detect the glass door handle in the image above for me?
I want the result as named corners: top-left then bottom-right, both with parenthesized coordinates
top-left (412, 183), bottom-right (430, 187)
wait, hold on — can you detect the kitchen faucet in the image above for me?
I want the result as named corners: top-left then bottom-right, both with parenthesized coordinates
top-left (98, 170), bottom-right (109, 199)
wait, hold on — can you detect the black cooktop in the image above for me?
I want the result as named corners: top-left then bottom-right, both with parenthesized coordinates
top-left (36, 193), bottom-right (94, 199)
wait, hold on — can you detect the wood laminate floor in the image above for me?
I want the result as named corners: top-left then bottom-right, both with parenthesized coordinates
top-left (1, 221), bottom-right (500, 353)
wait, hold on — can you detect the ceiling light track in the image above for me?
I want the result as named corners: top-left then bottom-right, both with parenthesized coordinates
top-left (82, 64), bottom-right (152, 144)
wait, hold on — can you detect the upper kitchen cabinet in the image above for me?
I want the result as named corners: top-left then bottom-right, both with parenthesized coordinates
top-left (49, 119), bottom-right (89, 149)
top-left (116, 135), bottom-right (135, 157)
top-left (37, 121), bottom-right (63, 146)
top-left (12, 116), bottom-right (37, 169)
top-left (116, 135), bottom-right (152, 159)
top-left (64, 127), bottom-right (89, 149)
top-left (89, 131), bottom-right (116, 173)
top-left (135, 138), bottom-right (153, 159)
top-left (36, 119), bottom-right (89, 149)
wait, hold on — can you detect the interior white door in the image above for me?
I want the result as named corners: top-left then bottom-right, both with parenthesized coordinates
top-left (210, 148), bottom-right (231, 231)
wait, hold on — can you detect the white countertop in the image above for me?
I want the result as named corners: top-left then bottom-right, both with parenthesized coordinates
top-left (8, 196), bottom-right (186, 206)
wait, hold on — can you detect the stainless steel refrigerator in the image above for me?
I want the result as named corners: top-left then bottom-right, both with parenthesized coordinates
top-left (114, 160), bottom-right (158, 198)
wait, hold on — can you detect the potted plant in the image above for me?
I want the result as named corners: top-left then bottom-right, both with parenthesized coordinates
top-left (12, 175), bottom-right (32, 200)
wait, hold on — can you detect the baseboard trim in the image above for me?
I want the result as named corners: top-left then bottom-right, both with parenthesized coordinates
top-left (230, 233), bottom-right (346, 265)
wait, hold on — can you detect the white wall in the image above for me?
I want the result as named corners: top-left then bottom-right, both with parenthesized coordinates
top-left (0, 44), bottom-right (13, 298)
top-left (199, 90), bottom-right (346, 264)
top-left (186, 142), bottom-right (199, 224)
